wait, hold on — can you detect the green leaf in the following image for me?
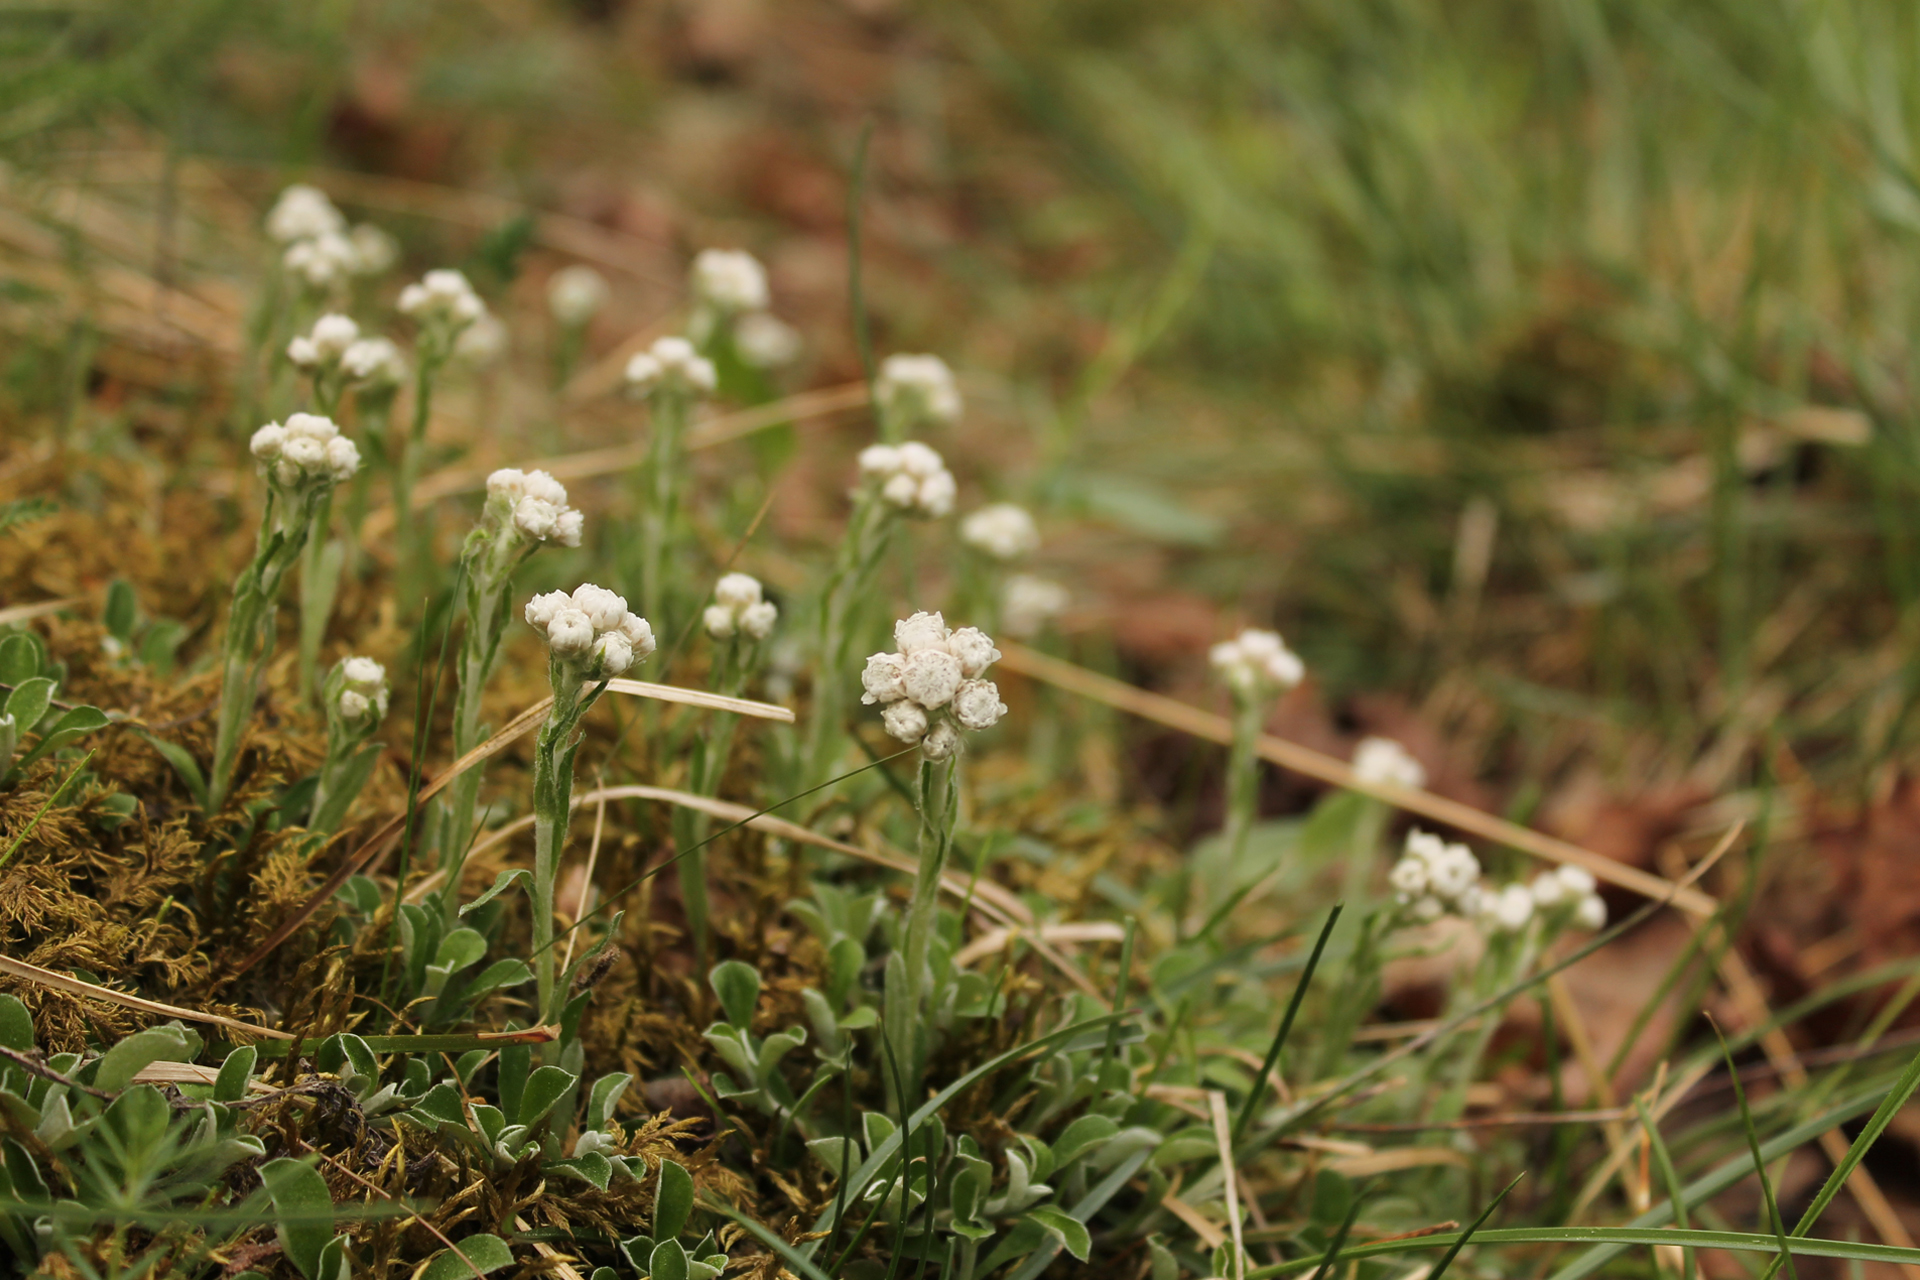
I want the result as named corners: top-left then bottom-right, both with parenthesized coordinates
top-left (136, 730), bottom-right (209, 810)
top-left (4, 678), bottom-right (53, 734)
top-left (552, 1152), bottom-right (613, 1190)
top-left (649, 1238), bottom-right (690, 1280)
top-left (214, 1046), bottom-right (258, 1103)
top-left (94, 1025), bottom-right (193, 1092)
top-left (654, 1158), bottom-right (695, 1241)
top-left (1051, 1114), bottom-right (1119, 1168)
top-left (406, 1083), bottom-right (468, 1128)
top-left (464, 957), bottom-right (533, 997)
top-left (1079, 472), bottom-right (1224, 546)
top-left (257, 1157), bottom-right (337, 1280)
top-left (103, 580), bottom-right (136, 641)
top-left (514, 1065), bottom-right (578, 1132)
top-left (418, 1233), bottom-right (516, 1280)
top-left (0, 634), bottom-right (42, 684)
top-left (433, 928), bottom-right (488, 974)
top-left (1024, 1206), bottom-right (1092, 1262)
top-left (11, 704), bottom-right (111, 777)
top-left (460, 868), bottom-right (531, 916)
top-left (0, 995), bottom-right (31, 1051)
top-left (313, 1235), bottom-right (352, 1280)
top-left (710, 960), bottom-right (760, 1030)
top-left (587, 1072), bottom-right (632, 1131)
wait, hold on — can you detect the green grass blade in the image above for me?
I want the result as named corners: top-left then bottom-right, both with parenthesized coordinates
top-left (1717, 1026), bottom-right (1799, 1280)
top-left (1637, 1094), bottom-right (1695, 1280)
top-left (1428, 1173), bottom-right (1522, 1280)
top-left (1233, 904), bottom-right (1342, 1143)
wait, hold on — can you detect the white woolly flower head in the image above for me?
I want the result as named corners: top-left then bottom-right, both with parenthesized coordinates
top-left (548, 265), bottom-right (610, 326)
top-left (330, 655), bottom-right (390, 724)
top-left (347, 223), bottom-right (399, 276)
top-left (1391, 829), bottom-right (1481, 915)
top-left (1533, 864), bottom-right (1606, 931)
top-left (454, 312), bottom-right (507, 366)
top-left (286, 313), bottom-right (361, 370)
top-left (1209, 628), bottom-right (1305, 699)
top-left (527, 584), bottom-right (654, 676)
top-left (960, 503), bottom-right (1040, 562)
top-left (856, 440), bottom-right (955, 519)
top-left (484, 468), bottom-right (583, 548)
top-left (249, 413), bottom-right (359, 488)
top-left (876, 354), bottom-right (962, 428)
top-left (691, 249), bottom-right (770, 314)
top-left (1001, 575), bottom-right (1068, 639)
top-left (624, 335), bottom-right (717, 398)
top-left (399, 268), bottom-right (486, 334)
top-left (734, 311), bottom-right (800, 368)
top-left (863, 613), bottom-right (1006, 758)
top-left (266, 184), bottom-right (345, 244)
top-left (703, 573), bottom-right (778, 641)
top-left (341, 337), bottom-right (407, 389)
top-left (1484, 884), bottom-right (1536, 934)
top-left (283, 233), bottom-right (357, 289)
top-left (1352, 737), bottom-right (1426, 791)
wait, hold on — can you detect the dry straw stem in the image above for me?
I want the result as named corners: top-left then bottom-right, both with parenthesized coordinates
top-left (0, 952), bottom-right (294, 1041)
top-left (0, 597), bottom-right (85, 627)
top-left (232, 682), bottom-right (792, 976)
top-left (994, 643), bottom-right (1718, 916)
top-left (358, 382), bottom-right (871, 541)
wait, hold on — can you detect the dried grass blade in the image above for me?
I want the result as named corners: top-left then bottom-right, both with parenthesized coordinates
top-left (0, 953), bottom-right (294, 1040)
top-left (601, 678), bottom-right (794, 721)
top-left (0, 597), bottom-right (84, 626)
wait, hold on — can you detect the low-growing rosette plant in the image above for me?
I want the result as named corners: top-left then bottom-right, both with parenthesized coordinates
top-left (307, 654), bottom-right (388, 836)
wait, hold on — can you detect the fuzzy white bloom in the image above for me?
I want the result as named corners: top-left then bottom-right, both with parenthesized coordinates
top-left (485, 468), bottom-right (584, 549)
top-left (1392, 829), bottom-right (1481, 916)
top-left (529, 584), bottom-right (655, 676)
top-left (1001, 575), bottom-right (1069, 639)
top-left (347, 223), bottom-right (399, 276)
top-left (1209, 628), bottom-right (1305, 699)
top-left (548, 265), bottom-right (610, 326)
top-left (624, 335), bottom-right (717, 397)
top-left (250, 414), bottom-right (359, 487)
top-left (960, 504), bottom-right (1040, 561)
top-left (704, 573), bottom-right (778, 641)
top-left (1409, 895), bottom-right (1445, 923)
top-left (857, 440), bottom-right (956, 519)
top-left (286, 313), bottom-right (361, 369)
top-left (283, 233), bottom-right (357, 289)
top-left (691, 249), bottom-right (769, 314)
top-left (1486, 884), bottom-right (1536, 933)
top-left (453, 312), bottom-right (507, 366)
top-left (1556, 865), bottom-right (1597, 896)
top-left (1388, 856), bottom-right (1429, 900)
top-left (1427, 844), bottom-right (1482, 901)
top-left (1530, 870), bottom-right (1569, 908)
top-left (332, 655), bottom-right (390, 722)
top-left (1533, 864), bottom-right (1606, 931)
top-left (1573, 894), bottom-right (1608, 931)
top-left (399, 268), bottom-right (486, 331)
top-left (1352, 737), bottom-right (1426, 790)
top-left (734, 311), bottom-right (800, 367)
top-left (876, 354), bottom-right (962, 427)
top-left (863, 612), bottom-right (1006, 758)
top-left (341, 337), bottom-right (407, 389)
top-left (266, 184), bottom-right (345, 244)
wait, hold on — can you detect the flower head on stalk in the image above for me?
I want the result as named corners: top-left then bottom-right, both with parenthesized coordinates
top-left (250, 413), bottom-right (361, 496)
top-left (857, 441), bottom-right (955, 519)
top-left (1388, 829), bottom-right (1482, 923)
top-left (863, 612), bottom-right (1007, 762)
top-left (527, 584), bottom-right (655, 680)
top-left (1001, 574), bottom-right (1068, 639)
top-left (400, 268), bottom-right (487, 363)
top-left (689, 249), bottom-right (768, 344)
top-left (548, 265), bottom-right (610, 328)
top-left (342, 336), bottom-right (407, 395)
top-left (1209, 627), bottom-right (1304, 702)
top-left (266, 185), bottom-right (345, 244)
top-left (307, 654), bottom-right (389, 834)
top-left (876, 354), bottom-right (962, 431)
top-left (1352, 736), bottom-right (1426, 790)
top-left (481, 468), bottom-right (585, 551)
top-left (625, 336), bottom-right (716, 399)
top-left (704, 573), bottom-right (778, 642)
top-left (287, 313), bottom-right (360, 372)
top-left (734, 311), bottom-right (800, 368)
top-left (960, 503), bottom-right (1039, 562)
top-left (329, 656), bottom-right (390, 726)
top-left (283, 233), bottom-right (358, 293)
top-left (1528, 864), bottom-right (1607, 932)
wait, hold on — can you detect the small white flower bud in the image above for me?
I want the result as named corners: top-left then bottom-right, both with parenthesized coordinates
top-left (286, 337), bottom-right (319, 368)
top-left (266, 184), bottom-right (344, 244)
top-left (916, 470), bottom-right (956, 518)
top-left (897, 442), bottom-right (944, 479)
top-left (341, 336), bottom-right (406, 387)
top-left (547, 609), bottom-right (595, 655)
top-left (895, 612), bottom-right (950, 655)
top-left (347, 223), bottom-right (398, 275)
top-left (250, 423), bottom-right (286, 460)
top-left (283, 233), bottom-right (357, 288)
top-left (522, 470), bottom-right (568, 506)
top-left (691, 249), bottom-right (770, 314)
top-left (877, 354), bottom-right (962, 426)
top-left (1405, 830), bottom-right (1448, 865)
top-left (1388, 857), bottom-right (1429, 899)
top-left (1573, 894), bottom-right (1607, 931)
top-left (740, 600), bottom-right (778, 640)
top-left (571, 584), bottom-right (629, 632)
top-left (1492, 884), bottom-right (1535, 932)
top-left (902, 649), bottom-right (963, 708)
top-left (734, 311), bottom-right (800, 367)
top-left (714, 573), bottom-right (763, 609)
top-left (324, 436), bottom-right (361, 481)
top-left (338, 690), bottom-right (370, 720)
top-left (617, 614), bottom-right (656, 658)
top-left (1556, 865), bottom-right (1598, 897)
top-left (525, 590), bottom-right (571, 628)
top-left (920, 719), bottom-right (963, 761)
top-left (861, 653), bottom-right (907, 705)
top-left (554, 509), bottom-right (584, 547)
top-left (285, 413), bottom-right (337, 442)
top-left (594, 631), bottom-right (634, 675)
top-left (1001, 575), bottom-right (1068, 639)
top-left (945, 627), bottom-right (1001, 679)
top-left (1428, 845), bottom-right (1481, 901)
top-left (547, 265), bottom-right (610, 326)
top-left (1410, 895), bottom-right (1445, 923)
top-left (704, 604), bottom-right (735, 639)
top-left (858, 444), bottom-right (901, 477)
top-left (625, 335), bottom-right (715, 396)
top-left (1530, 870), bottom-right (1569, 908)
top-left (1211, 628), bottom-right (1305, 697)
top-left (1352, 737), bottom-right (1426, 790)
top-left (342, 657), bottom-right (385, 687)
top-left (951, 680), bottom-right (1007, 731)
top-left (513, 497), bottom-right (558, 539)
top-left (282, 437), bottom-right (325, 472)
top-left (487, 468), bottom-right (528, 500)
top-left (881, 473), bottom-right (919, 509)
top-left (960, 504), bottom-right (1040, 561)
top-left (882, 700), bottom-right (929, 744)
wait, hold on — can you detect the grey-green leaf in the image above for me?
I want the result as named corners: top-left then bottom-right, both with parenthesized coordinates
top-left (710, 960), bottom-right (760, 1030)
top-left (258, 1157), bottom-right (337, 1280)
top-left (654, 1158), bottom-right (694, 1241)
top-left (418, 1233), bottom-right (515, 1280)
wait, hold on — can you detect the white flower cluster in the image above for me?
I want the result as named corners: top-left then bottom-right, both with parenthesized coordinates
top-left (548, 265), bottom-right (610, 327)
top-left (1526, 864), bottom-right (1607, 932)
top-left (1209, 628), bottom-right (1305, 699)
top-left (342, 336), bottom-right (408, 389)
top-left (268, 186), bottom-right (396, 288)
top-left (857, 441), bottom-right (955, 518)
top-left (249, 414), bottom-right (361, 489)
top-left (1001, 574), bottom-right (1069, 638)
top-left (454, 313), bottom-right (508, 367)
top-left (486, 468), bottom-right (584, 548)
top-left (862, 612), bottom-right (1007, 761)
top-left (287, 313), bottom-right (361, 371)
top-left (1388, 830), bottom-right (1482, 923)
top-left (734, 311), bottom-right (800, 368)
top-left (877, 354), bottom-right (962, 427)
top-left (332, 656), bottom-right (390, 723)
top-left (399, 268), bottom-right (487, 334)
top-left (960, 503), bottom-right (1039, 561)
top-left (704, 573), bottom-right (778, 641)
top-left (691, 249), bottom-right (769, 315)
top-left (526, 584), bottom-right (655, 676)
top-left (625, 335), bottom-right (716, 397)
top-left (1352, 736), bottom-right (1426, 790)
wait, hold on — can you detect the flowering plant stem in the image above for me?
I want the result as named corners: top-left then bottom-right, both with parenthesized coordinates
top-left (209, 486), bottom-right (327, 810)
top-left (530, 661), bottom-right (603, 1064)
top-left (806, 492), bottom-right (895, 788)
top-left (669, 644), bottom-right (745, 972)
top-left (394, 353), bottom-right (447, 596)
top-left (1221, 697), bottom-right (1267, 879)
top-left (883, 756), bottom-right (957, 1092)
top-left (295, 491), bottom-right (342, 703)
top-left (638, 390), bottom-right (689, 627)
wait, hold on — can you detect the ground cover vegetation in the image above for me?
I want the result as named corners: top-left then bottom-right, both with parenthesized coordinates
top-left (5, 2), bottom-right (1920, 1278)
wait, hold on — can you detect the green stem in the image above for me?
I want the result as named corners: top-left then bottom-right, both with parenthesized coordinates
top-left (530, 662), bottom-right (595, 1064)
top-left (671, 644), bottom-right (747, 972)
top-left (885, 756), bottom-right (955, 1088)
